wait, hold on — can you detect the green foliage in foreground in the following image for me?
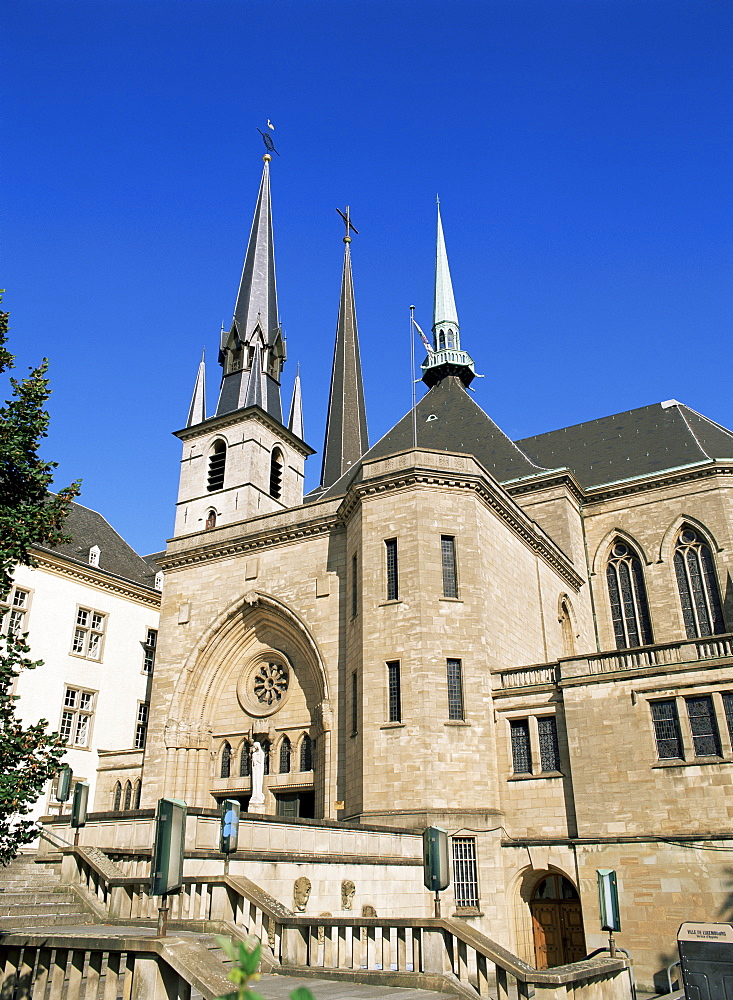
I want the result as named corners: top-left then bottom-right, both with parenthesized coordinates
top-left (0, 293), bottom-right (80, 865)
top-left (214, 937), bottom-right (315, 1000)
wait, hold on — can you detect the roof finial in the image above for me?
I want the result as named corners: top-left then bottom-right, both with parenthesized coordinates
top-left (336, 206), bottom-right (359, 245)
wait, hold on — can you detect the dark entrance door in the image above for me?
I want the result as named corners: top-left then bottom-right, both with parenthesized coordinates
top-left (275, 792), bottom-right (315, 819)
top-left (530, 874), bottom-right (586, 969)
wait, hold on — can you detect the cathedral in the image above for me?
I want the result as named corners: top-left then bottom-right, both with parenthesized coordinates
top-left (103, 151), bottom-right (732, 985)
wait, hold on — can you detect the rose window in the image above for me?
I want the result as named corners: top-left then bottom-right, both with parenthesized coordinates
top-left (253, 661), bottom-right (289, 706)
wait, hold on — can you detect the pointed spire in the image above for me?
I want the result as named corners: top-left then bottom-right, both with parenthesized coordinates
top-left (421, 200), bottom-right (476, 389)
top-left (288, 364), bottom-right (304, 440)
top-left (216, 154), bottom-right (285, 422)
top-left (186, 350), bottom-right (207, 427)
top-left (321, 212), bottom-right (369, 489)
top-left (433, 198), bottom-right (460, 344)
top-left (244, 342), bottom-right (264, 409)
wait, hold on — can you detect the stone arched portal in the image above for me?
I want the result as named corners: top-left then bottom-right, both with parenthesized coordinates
top-left (162, 591), bottom-right (332, 818)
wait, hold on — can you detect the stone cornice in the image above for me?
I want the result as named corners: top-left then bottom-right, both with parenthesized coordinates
top-left (29, 550), bottom-right (161, 609)
top-left (173, 405), bottom-right (315, 458)
top-left (582, 460), bottom-right (733, 506)
top-left (504, 470), bottom-right (585, 504)
top-left (338, 461), bottom-right (584, 591)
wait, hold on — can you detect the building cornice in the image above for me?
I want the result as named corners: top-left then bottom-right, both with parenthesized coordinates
top-left (582, 460), bottom-right (733, 505)
top-left (174, 405), bottom-right (315, 458)
top-left (29, 550), bottom-right (161, 609)
top-left (504, 470), bottom-right (585, 504)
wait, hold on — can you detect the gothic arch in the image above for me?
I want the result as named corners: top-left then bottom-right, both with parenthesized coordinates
top-left (169, 590), bottom-right (330, 728)
top-left (591, 527), bottom-right (653, 576)
top-left (659, 514), bottom-right (724, 564)
top-left (557, 593), bottom-right (578, 657)
top-left (509, 865), bottom-right (583, 968)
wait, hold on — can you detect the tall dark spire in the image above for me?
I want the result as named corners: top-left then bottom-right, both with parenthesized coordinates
top-left (216, 154), bottom-right (286, 422)
top-left (320, 209), bottom-right (368, 489)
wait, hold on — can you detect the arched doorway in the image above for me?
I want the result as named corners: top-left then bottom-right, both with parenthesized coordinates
top-left (530, 874), bottom-right (586, 968)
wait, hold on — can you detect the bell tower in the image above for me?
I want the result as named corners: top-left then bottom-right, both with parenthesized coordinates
top-left (173, 154), bottom-right (313, 538)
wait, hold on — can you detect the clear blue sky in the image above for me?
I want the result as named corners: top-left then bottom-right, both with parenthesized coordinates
top-left (4, 0), bottom-right (732, 556)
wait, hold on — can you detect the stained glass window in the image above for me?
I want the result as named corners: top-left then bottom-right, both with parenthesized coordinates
top-left (385, 539), bottom-right (399, 601)
top-left (447, 659), bottom-right (464, 720)
top-left (279, 735), bottom-right (291, 774)
top-left (510, 720), bottom-right (532, 773)
top-left (606, 541), bottom-right (653, 649)
top-left (674, 527), bottom-right (725, 638)
top-left (538, 716), bottom-right (561, 771)
top-left (686, 696), bottom-right (721, 757)
top-left (650, 701), bottom-right (683, 759)
top-left (220, 742), bottom-right (231, 778)
top-left (387, 661), bottom-right (401, 722)
top-left (441, 536), bottom-right (458, 598)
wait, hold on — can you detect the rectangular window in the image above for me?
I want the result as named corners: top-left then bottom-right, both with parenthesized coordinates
top-left (510, 719), bottom-right (532, 773)
top-left (142, 628), bottom-right (157, 675)
top-left (351, 554), bottom-right (358, 618)
top-left (686, 695), bottom-right (721, 756)
top-left (135, 703), bottom-right (149, 749)
top-left (351, 671), bottom-right (358, 735)
top-left (441, 536), bottom-right (458, 599)
top-left (650, 700), bottom-right (683, 759)
top-left (3, 587), bottom-right (30, 635)
top-left (387, 660), bottom-right (401, 722)
top-left (538, 716), bottom-right (561, 772)
top-left (723, 693), bottom-right (733, 746)
top-left (385, 539), bottom-right (398, 601)
top-left (59, 686), bottom-right (96, 748)
top-left (447, 658), bottom-right (464, 720)
top-left (451, 837), bottom-right (479, 908)
top-left (71, 607), bottom-right (106, 661)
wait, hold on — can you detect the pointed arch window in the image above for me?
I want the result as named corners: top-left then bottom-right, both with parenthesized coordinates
top-left (207, 441), bottom-right (226, 492)
top-left (438, 329), bottom-right (446, 350)
top-left (240, 744), bottom-right (250, 777)
top-left (674, 526), bottom-right (725, 638)
top-left (113, 781), bottom-right (122, 811)
top-left (300, 733), bottom-right (313, 772)
top-left (559, 598), bottom-right (575, 657)
top-left (270, 448), bottom-right (283, 499)
top-left (279, 736), bottom-right (291, 774)
top-left (220, 741), bottom-right (231, 778)
top-left (446, 330), bottom-right (454, 349)
top-left (606, 540), bottom-right (653, 649)
top-left (123, 781), bottom-right (132, 811)
top-left (261, 738), bottom-right (271, 775)
top-left (133, 780), bottom-right (142, 810)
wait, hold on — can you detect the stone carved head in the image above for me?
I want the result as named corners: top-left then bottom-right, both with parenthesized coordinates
top-left (293, 876), bottom-right (311, 911)
top-left (341, 879), bottom-right (355, 910)
top-left (361, 904), bottom-right (377, 918)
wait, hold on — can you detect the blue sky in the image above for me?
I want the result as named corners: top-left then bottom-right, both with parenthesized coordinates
top-left (4, 0), bottom-right (732, 555)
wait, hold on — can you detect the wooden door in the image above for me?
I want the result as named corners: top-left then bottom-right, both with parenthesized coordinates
top-left (531, 902), bottom-right (564, 969)
top-left (560, 902), bottom-right (586, 963)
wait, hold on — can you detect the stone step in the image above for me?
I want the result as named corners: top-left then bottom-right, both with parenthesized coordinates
top-left (0, 901), bottom-right (88, 918)
top-left (0, 878), bottom-right (64, 889)
top-left (0, 891), bottom-right (77, 905)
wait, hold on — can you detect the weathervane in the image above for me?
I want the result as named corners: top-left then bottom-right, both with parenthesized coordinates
top-left (257, 120), bottom-right (279, 156)
top-left (336, 206), bottom-right (358, 243)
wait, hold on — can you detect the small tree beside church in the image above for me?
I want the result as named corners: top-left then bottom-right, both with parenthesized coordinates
top-left (0, 294), bottom-right (80, 865)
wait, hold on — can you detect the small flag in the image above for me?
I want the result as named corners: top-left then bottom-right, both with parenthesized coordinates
top-left (412, 317), bottom-right (434, 354)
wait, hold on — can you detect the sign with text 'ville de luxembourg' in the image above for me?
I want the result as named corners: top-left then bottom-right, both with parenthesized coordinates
top-left (678, 922), bottom-right (733, 999)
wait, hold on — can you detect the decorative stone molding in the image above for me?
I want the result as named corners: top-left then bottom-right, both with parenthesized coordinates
top-left (164, 718), bottom-right (213, 750)
top-left (31, 550), bottom-right (160, 609)
top-left (293, 876), bottom-right (311, 911)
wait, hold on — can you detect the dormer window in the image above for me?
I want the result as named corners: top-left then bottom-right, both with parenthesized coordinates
top-left (228, 346), bottom-right (243, 373)
top-left (269, 448), bottom-right (283, 499)
top-left (154, 571), bottom-right (163, 591)
top-left (88, 546), bottom-right (100, 567)
top-left (207, 440), bottom-right (226, 492)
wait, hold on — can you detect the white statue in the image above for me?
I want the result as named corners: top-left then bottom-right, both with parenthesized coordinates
top-left (248, 740), bottom-right (266, 812)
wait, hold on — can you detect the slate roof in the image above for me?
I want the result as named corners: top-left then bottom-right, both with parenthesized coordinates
top-left (516, 401), bottom-right (733, 490)
top-left (39, 501), bottom-right (159, 589)
top-left (310, 375), bottom-right (546, 500)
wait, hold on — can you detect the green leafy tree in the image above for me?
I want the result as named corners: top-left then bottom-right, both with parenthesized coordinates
top-left (0, 293), bottom-right (80, 864)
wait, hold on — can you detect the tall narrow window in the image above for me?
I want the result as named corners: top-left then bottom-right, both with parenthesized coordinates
top-left (205, 509), bottom-right (217, 530)
top-left (606, 541), bottom-right (653, 649)
top-left (207, 440), bottom-right (226, 492)
top-left (3, 587), bottom-right (30, 635)
top-left (451, 837), bottom-right (479, 908)
top-left (351, 554), bottom-right (358, 617)
top-left (279, 736), bottom-right (292, 773)
top-left (261, 738), bottom-right (271, 776)
top-left (723, 693), bottom-right (733, 747)
top-left (300, 733), bottom-right (313, 772)
top-left (351, 671), bottom-right (358, 734)
top-left (270, 448), bottom-right (283, 499)
top-left (441, 536), bottom-right (458, 598)
top-left (674, 527), bottom-right (725, 638)
top-left (60, 687), bottom-right (96, 748)
top-left (559, 598), bottom-right (575, 657)
top-left (240, 743), bottom-right (250, 777)
top-left (650, 700), bottom-right (683, 759)
top-left (447, 659), bottom-right (464, 720)
top-left (220, 741), bottom-right (231, 778)
top-left (133, 780), bottom-right (142, 809)
top-left (72, 607), bottom-right (106, 661)
top-left (387, 661), bottom-right (401, 722)
top-left (142, 629), bottom-right (157, 675)
top-left (123, 781), bottom-right (132, 811)
top-left (385, 539), bottom-right (398, 601)
top-left (113, 782), bottom-right (122, 811)
top-left (686, 696), bottom-right (721, 757)
top-left (510, 720), bottom-right (532, 774)
top-left (538, 716), bottom-right (561, 771)
top-left (134, 703), bottom-right (149, 749)
top-left (438, 330), bottom-right (446, 350)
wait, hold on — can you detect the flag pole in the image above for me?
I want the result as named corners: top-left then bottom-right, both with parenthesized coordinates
top-left (410, 305), bottom-right (417, 450)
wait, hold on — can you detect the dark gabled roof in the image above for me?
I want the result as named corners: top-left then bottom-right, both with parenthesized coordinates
top-left (310, 375), bottom-right (546, 500)
top-left (516, 401), bottom-right (733, 490)
top-left (40, 502), bottom-right (158, 589)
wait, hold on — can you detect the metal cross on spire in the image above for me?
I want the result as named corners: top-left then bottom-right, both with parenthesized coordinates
top-left (336, 206), bottom-right (359, 243)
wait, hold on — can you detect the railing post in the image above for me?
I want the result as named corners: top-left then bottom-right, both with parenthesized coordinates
top-left (130, 953), bottom-right (183, 1000)
top-left (282, 925), bottom-right (308, 966)
top-left (109, 885), bottom-right (132, 920)
top-left (209, 883), bottom-right (231, 922)
top-left (421, 927), bottom-right (450, 974)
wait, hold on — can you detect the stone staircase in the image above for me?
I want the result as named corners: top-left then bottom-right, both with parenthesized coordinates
top-left (0, 854), bottom-right (94, 928)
